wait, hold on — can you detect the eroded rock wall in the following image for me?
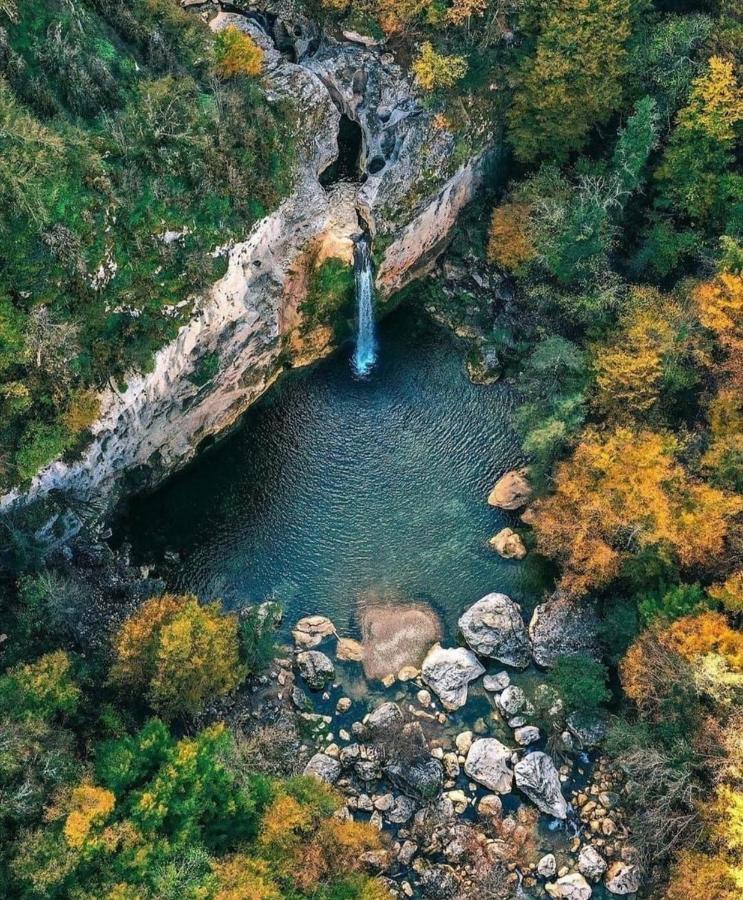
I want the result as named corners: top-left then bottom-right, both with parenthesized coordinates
top-left (2, 8), bottom-right (494, 524)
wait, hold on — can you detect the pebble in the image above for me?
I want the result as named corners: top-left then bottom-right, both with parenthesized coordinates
top-left (417, 689), bottom-right (432, 708)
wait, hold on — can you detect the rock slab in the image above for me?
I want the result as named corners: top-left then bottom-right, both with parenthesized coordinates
top-left (421, 644), bottom-right (485, 710)
top-left (514, 751), bottom-right (568, 818)
top-left (464, 738), bottom-right (513, 794)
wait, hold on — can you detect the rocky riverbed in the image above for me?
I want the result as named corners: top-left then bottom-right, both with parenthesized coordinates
top-left (228, 587), bottom-right (641, 900)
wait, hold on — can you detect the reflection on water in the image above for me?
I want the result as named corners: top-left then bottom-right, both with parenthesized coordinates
top-left (116, 304), bottom-right (552, 638)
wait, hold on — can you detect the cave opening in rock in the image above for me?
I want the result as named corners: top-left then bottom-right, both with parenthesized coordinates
top-left (319, 114), bottom-right (364, 187)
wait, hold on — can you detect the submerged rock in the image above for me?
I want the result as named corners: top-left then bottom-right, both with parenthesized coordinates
top-left (421, 644), bottom-right (485, 710)
top-left (489, 527), bottom-right (527, 559)
top-left (514, 751), bottom-right (568, 818)
top-left (464, 738), bottom-right (513, 794)
top-left (487, 469), bottom-right (531, 510)
top-left (295, 650), bottom-right (335, 690)
top-left (458, 593), bottom-right (530, 668)
top-left (359, 600), bottom-right (442, 681)
top-left (336, 637), bottom-right (364, 661)
top-left (546, 872), bottom-right (592, 900)
top-left (529, 596), bottom-right (601, 668)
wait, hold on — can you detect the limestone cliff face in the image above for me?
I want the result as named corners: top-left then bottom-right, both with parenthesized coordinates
top-left (2, 9), bottom-right (493, 521)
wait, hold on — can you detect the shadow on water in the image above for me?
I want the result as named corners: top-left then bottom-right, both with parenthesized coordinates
top-left (114, 302), bottom-right (554, 638)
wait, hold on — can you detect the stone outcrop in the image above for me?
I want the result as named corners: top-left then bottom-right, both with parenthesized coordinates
top-left (463, 738), bottom-right (513, 794)
top-left (421, 644), bottom-right (485, 710)
top-left (3, 8), bottom-right (493, 528)
top-left (488, 527), bottom-right (527, 559)
top-left (458, 593), bottom-right (531, 668)
top-left (529, 596), bottom-right (601, 668)
top-left (514, 751), bottom-right (568, 818)
top-left (292, 615), bottom-right (337, 649)
top-left (487, 468), bottom-right (531, 510)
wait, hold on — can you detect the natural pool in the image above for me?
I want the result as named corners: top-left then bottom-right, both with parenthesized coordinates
top-left (117, 303), bottom-right (552, 639)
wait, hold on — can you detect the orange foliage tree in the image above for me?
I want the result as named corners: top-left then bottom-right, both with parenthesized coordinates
top-left (487, 202), bottom-right (536, 271)
top-left (532, 428), bottom-right (743, 596)
top-left (110, 594), bottom-right (245, 718)
top-left (214, 26), bottom-right (264, 79)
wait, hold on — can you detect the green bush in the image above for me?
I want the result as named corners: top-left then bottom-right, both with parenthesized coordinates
top-left (547, 654), bottom-right (611, 714)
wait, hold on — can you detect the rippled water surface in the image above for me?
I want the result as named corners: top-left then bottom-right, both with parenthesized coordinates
top-left (118, 305), bottom-right (550, 637)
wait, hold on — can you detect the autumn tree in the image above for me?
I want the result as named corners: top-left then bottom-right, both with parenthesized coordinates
top-left (507, 0), bottom-right (639, 163)
top-left (487, 202), bottom-right (535, 271)
top-left (214, 26), bottom-right (264, 79)
top-left (532, 428), bottom-right (743, 596)
top-left (110, 594), bottom-right (245, 718)
top-left (412, 42), bottom-right (467, 91)
top-left (592, 286), bottom-right (705, 421)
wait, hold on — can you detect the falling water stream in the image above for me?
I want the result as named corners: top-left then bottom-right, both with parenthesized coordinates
top-left (351, 236), bottom-right (377, 376)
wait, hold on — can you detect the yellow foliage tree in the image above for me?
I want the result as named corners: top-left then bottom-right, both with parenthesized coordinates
top-left (211, 855), bottom-right (280, 900)
top-left (487, 203), bottom-right (535, 271)
top-left (445, 0), bottom-right (487, 26)
top-left (111, 594), bottom-right (245, 718)
top-left (412, 42), bottom-right (467, 91)
top-left (214, 26), bottom-right (264, 79)
top-left (666, 612), bottom-right (743, 673)
top-left (63, 784), bottom-right (116, 849)
top-left (532, 428), bottom-right (743, 595)
top-left (665, 850), bottom-right (740, 900)
top-left (709, 571), bottom-right (743, 613)
top-left (592, 287), bottom-right (704, 419)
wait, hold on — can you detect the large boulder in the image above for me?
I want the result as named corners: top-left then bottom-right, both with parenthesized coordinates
top-left (489, 527), bottom-right (527, 560)
top-left (514, 751), bottom-right (568, 818)
top-left (295, 650), bottom-right (335, 690)
top-left (545, 873), bottom-right (592, 900)
top-left (421, 644), bottom-right (485, 710)
top-left (458, 593), bottom-right (530, 668)
top-left (386, 756), bottom-right (444, 803)
top-left (487, 469), bottom-right (531, 510)
top-left (292, 615), bottom-right (336, 649)
top-left (605, 862), bottom-right (641, 895)
top-left (567, 711), bottom-right (609, 748)
top-left (529, 596), bottom-right (601, 668)
top-left (463, 738), bottom-right (513, 794)
top-left (304, 753), bottom-right (342, 784)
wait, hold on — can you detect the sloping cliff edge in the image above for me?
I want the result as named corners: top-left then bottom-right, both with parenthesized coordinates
top-left (1, 9), bottom-right (493, 532)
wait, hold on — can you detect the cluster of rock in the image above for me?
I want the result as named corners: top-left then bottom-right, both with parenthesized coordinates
top-left (275, 591), bottom-right (635, 898)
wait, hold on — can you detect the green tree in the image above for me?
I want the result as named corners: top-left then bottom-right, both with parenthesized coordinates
top-left (547, 654), bottom-right (611, 713)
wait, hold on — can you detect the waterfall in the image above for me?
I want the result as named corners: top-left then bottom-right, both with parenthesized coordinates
top-left (351, 236), bottom-right (377, 377)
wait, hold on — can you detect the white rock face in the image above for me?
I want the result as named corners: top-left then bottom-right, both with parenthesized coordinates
top-left (578, 846), bottom-right (607, 881)
top-left (514, 751), bottom-right (568, 818)
top-left (2, 16), bottom-right (492, 526)
top-left (483, 672), bottom-right (510, 692)
top-left (304, 753), bottom-right (342, 783)
top-left (463, 738), bottom-right (513, 794)
top-left (537, 854), bottom-right (557, 878)
top-left (421, 644), bottom-right (485, 711)
top-left (514, 725), bottom-right (541, 746)
top-left (605, 862), bottom-right (641, 895)
top-left (458, 593), bottom-right (531, 668)
top-left (546, 873), bottom-right (592, 900)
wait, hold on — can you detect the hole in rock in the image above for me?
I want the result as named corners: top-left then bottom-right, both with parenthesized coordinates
top-left (319, 114), bottom-right (364, 187)
top-left (367, 155), bottom-right (385, 175)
